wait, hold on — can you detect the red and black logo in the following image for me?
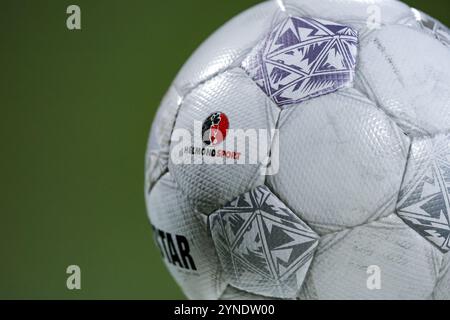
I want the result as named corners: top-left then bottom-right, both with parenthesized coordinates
top-left (202, 112), bottom-right (229, 146)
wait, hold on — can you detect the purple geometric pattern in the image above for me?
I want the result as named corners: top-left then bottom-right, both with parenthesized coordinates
top-left (242, 17), bottom-right (358, 108)
top-left (209, 186), bottom-right (319, 299)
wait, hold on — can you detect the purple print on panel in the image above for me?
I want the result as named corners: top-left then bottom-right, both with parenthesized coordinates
top-left (242, 17), bottom-right (359, 108)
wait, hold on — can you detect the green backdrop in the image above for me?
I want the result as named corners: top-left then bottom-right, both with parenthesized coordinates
top-left (0, 0), bottom-right (448, 299)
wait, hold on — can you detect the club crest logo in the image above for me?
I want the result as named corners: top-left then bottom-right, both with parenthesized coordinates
top-left (202, 112), bottom-right (229, 146)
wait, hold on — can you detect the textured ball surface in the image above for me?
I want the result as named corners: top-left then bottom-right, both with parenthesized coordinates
top-left (145, 0), bottom-right (450, 299)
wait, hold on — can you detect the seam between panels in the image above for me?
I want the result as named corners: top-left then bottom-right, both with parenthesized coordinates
top-left (160, 170), bottom-right (228, 299)
top-left (158, 4), bottom-right (287, 197)
top-left (281, 1), bottom-right (310, 18)
top-left (221, 284), bottom-right (284, 300)
top-left (172, 0), bottom-right (291, 103)
top-left (354, 23), bottom-right (450, 139)
top-left (353, 80), bottom-right (449, 262)
top-left (352, 31), bottom-right (431, 137)
top-left (174, 50), bottom-right (251, 103)
top-left (412, 128), bottom-right (450, 141)
top-left (263, 105), bottom-right (283, 187)
top-left (166, 172), bottom-right (230, 300)
top-left (393, 216), bottom-right (446, 301)
top-left (389, 201), bottom-right (447, 299)
top-left (146, 85), bottom-right (183, 195)
top-left (160, 67), bottom-right (277, 216)
top-left (394, 135), bottom-right (413, 209)
top-left (432, 257), bottom-right (449, 299)
top-left (353, 72), bottom-right (420, 137)
top-left (279, 1), bottom-right (388, 45)
top-left (215, 261), bottom-right (227, 299)
top-left (312, 211), bottom-right (447, 274)
top-left (167, 163), bottom-right (264, 218)
top-left (295, 248), bottom-right (319, 299)
top-left (147, 167), bottom-right (169, 195)
top-left (264, 86), bottom-right (413, 237)
top-left (174, 7), bottom-right (289, 103)
top-left (169, 62), bottom-right (285, 216)
top-left (273, 0), bottom-right (286, 13)
top-left (149, 62), bottom-right (246, 196)
top-left (393, 11), bottom-right (417, 28)
top-left (154, 33), bottom-right (260, 194)
top-left (314, 213), bottom-right (400, 249)
top-left (264, 169), bottom-right (403, 240)
top-left (318, 211), bottom-right (447, 299)
top-left (351, 80), bottom-right (414, 208)
top-left (309, 191), bottom-right (401, 233)
top-left (167, 85), bottom-right (184, 146)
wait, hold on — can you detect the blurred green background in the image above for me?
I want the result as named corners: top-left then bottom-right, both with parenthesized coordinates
top-left (0, 0), bottom-right (448, 299)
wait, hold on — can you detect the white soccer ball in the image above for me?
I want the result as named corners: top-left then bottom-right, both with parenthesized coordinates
top-left (145, 0), bottom-right (450, 300)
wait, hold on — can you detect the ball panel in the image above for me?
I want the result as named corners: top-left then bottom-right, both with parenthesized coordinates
top-left (397, 133), bottom-right (450, 253)
top-left (219, 285), bottom-right (279, 300)
top-left (433, 254), bottom-right (450, 300)
top-left (169, 68), bottom-right (279, 214)
top-left (298, 214), bottom-right (443, 300)
top-left (283, 0), bottom-right (412, 35)
top-left (145, 1), bottom-right (450, 300)
top-left (410, 9), bottom-right (450, 47)
top-left (173, 1), bottom-right (287, 95)
top-left (267, 88), bottom-right (409, 234)
top-left (241, 16), bottom-right (359, 108)
top-left (145, 86), bottom-right (182, 192)
top-left (209, 185), bottom-right (319, 299)
top-left (146, 173), bottom-right (226, 299)
top-left (356, 25), bottom-right (450, 136)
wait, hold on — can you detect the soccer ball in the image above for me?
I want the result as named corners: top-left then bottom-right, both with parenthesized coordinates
top-left (145, 0), bottom-right (450, 300)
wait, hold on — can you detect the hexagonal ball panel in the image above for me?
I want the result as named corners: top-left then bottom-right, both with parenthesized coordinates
top-left (209, 185), bottom-right (319, 299)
